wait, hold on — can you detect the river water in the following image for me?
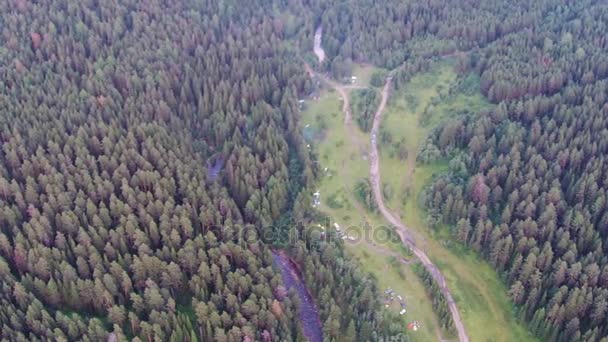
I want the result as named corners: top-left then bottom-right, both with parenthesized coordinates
top-left (313, 26), bottom-right (325, 63)
top-left (272, 250), bottom-right (323, 342)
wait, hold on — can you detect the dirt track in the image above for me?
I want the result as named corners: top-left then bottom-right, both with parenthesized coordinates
top-left (368, 78), bottom-right (470, 342)
top-left (303, 63), bottom-right (362, 124)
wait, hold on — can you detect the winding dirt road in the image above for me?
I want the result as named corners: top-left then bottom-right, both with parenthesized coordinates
top-left (369, 78), bottom-right (469, 342)
top-left (303, 63), bottom-right (365, 124)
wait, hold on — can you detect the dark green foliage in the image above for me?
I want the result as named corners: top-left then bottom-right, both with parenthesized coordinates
top-left (0, 0), bottom-right (397, 340)
top-left (3, 0), bottom-right (608, 340)
top-left (351, 88), bottom-right (380, 132)
top-left (330, 57), bottom-right (354, 80)
top-left (320, 0), bottom-right (537, 69)
top-left (371, 70), bottom-right (389, 87)
top-left (310, 0), bottom-right (608, 339)
top-left (412, 263), bottom-right (455, 334)
top-left (287, 238), bottom-right (408, 341)
top-left (417, 139), bottom-right (442, 164)
top-left (355, 179), bottom-right (377, 213)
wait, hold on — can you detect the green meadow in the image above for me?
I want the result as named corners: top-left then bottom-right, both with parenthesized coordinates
top-left (301, 61), bottom-right (537, 342)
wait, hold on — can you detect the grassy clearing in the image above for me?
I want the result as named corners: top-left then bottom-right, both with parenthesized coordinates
top-left (350, 64), bottom-right (378, 87)
top-left (349, 244), bottom-right (449, 342)
top-left (378, 63), bottom-right (457, 215)
top-left (378, 61), bottom-right (537, 342)
top-left (300, 86), bottom-right (443, 341)
top-left (300, 89), bottom-right (369, 221)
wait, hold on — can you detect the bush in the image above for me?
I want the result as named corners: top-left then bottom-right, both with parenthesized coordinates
top-left (417, 139), bottom-right (441, 163)
top-left (354, 179), bottom-right (377, 212)
top-left (383, 183), bottom-right (393, 201)
top-left (327, 192), bottom-right (347, 209)
top-left (350, 88), bottom-right (380, 132)
top-left (370, 69), bottom-right (388, 87)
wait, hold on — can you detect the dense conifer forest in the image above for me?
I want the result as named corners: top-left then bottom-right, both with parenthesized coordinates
top-left (2, 0), bottom-right (608, 341)
top-left (0, 0), bottom-right (405, 340)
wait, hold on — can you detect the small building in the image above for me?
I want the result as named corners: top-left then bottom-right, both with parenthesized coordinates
top-left (312, 191), bottom-right (320, 207)
top-left (407, 321), bottom-right (421, 331)
top-left (399, 309), bottom-right (406, 315)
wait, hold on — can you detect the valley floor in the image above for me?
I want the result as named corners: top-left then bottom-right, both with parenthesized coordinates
top-left (301, 61), bottom-right (537, 342)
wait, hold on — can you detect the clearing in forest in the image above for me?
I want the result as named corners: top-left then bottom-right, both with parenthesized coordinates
top-left (300, 66), bottom-right (450, 342)
top-left (302, 60), bottom-right (538, 342)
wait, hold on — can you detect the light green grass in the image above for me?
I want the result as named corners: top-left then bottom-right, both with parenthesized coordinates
top-left (379, 63), bottom-right (457, 214)
top-left (400, 162), bottom-right (537, 342)
top-left (350, 244), bottom-right (449, 342)
top-left (351, 64), bottom-right (378, 88)
top-left (301, 89), bottom-right (369, 221)
top-left (300, 87), bottom-right (443, 341)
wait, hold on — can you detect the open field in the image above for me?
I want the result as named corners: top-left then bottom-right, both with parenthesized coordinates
top-left (349, 245), bottom-right (449, 342)
top-left (350, 64), bottom-right (378, 87)
top-left (300, 81), bottom-right (445, 342)
top-left (378, 63), bottom-right (456, 215)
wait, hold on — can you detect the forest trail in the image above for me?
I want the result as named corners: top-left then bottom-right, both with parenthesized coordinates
top-left (368, 77), bottom-right (470, 342)
top-left (307, 26), bottom-right (363, 124)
